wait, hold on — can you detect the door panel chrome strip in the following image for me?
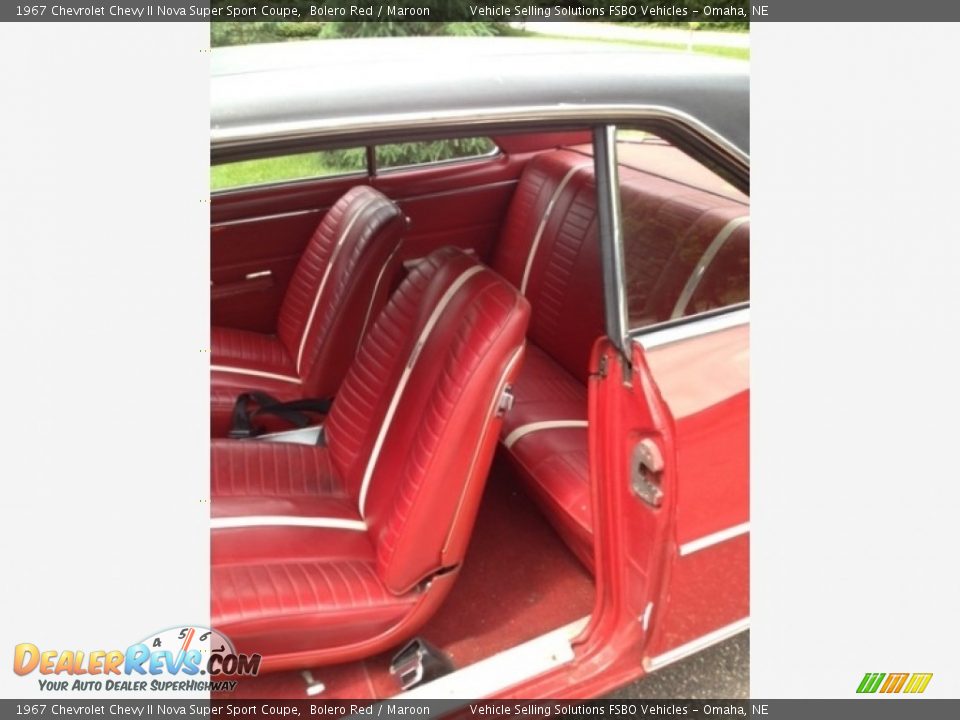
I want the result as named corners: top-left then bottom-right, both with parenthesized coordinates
top-left (635, 306), bottom-right (749, 351)
top-left (645, 617), bottom-right (749, 672)
top-left (679, 521), bottom-right (750, 557)
top-left (211, 208), bottom-right (322, 228)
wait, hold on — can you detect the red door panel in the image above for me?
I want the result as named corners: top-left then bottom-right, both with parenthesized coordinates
top-left (211, 175), bottom-right (370, 332)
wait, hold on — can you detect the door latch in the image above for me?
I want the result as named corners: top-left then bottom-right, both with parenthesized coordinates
top-left (631, 438), bottom-right (664, 507)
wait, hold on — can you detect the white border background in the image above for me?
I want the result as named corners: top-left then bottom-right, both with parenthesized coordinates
top-left (751, 22), bottom-right (960, 697)
top-left (0, 22), bottom-right (210, 698)
top-left (1, 19), bottom-right (959, 701)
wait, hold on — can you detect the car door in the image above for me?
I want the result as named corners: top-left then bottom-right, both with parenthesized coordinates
top-left (590, 316), bottom-right (749, 674)
top-left (586, 125), bottom-right (749, 675)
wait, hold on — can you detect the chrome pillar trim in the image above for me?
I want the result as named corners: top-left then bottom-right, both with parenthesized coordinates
top-left (593, 125), bottom-right (631, 358)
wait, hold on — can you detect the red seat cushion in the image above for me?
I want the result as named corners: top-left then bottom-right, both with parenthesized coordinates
top-left (212, 526), bottom-right (419, 659)
top-left (506, 427), bottom-right (593, 571)
top-left (501, 344), bottom-right (587, 439)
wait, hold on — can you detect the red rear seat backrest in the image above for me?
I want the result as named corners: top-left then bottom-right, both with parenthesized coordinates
top-left (490, 151), bottom-right (604, 382)
top-left (491, 150), bottom-right (750, 373)
top-left (325, 247), bottom-right (530, 593)
top-left (275, 185), bottom-right (406, 396)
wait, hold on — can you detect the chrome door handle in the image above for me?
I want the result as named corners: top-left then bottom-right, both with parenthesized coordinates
top-left (631, 438), bottom-right (664, 507)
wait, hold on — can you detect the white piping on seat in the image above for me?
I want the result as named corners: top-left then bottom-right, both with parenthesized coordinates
top-left (354, 244), bottom-right (402, 359)
top-left (295, 195), bottom-right (379, 374)
top-left (444, 344), bottom-right (526, 555)
top-left (671, 215), bottom-right (750, 320)
top-left (357, 265), bottom-right (485, 517)
top-left (210, 365), bottom-right (302, 385)
top-left (503, 419), bottom-right (589, 449)
top-left (210, 516), bottom-right (367, 531)
top-left (519, 163), bottom-right (594, 296)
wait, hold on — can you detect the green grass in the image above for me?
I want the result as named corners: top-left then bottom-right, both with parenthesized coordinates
top-left (514, 30), bottom-right (749, 62)
top-left (210, 152), bottom-right (363, 191)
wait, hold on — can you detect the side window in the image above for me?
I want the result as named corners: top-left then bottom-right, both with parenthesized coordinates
top-left (210, 138), bottom-right (498, 192)
top-left (375, 138), bottom-right (498, 171)
top-left (210, 148), bottom-right (366, 191)
top-left (615, 129), bottom-right (750, 330)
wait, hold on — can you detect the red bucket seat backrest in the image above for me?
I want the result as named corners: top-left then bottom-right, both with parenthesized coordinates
top-left (324, 247), bottom-right (530, 593)
top-left (275, 185), bottom-right (407, 397)
top-left (490, 150), bottom-right (605, 382)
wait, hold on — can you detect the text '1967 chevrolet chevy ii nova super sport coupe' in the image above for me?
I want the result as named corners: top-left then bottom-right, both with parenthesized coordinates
top-left (207, 36), bottom-right (749, 701)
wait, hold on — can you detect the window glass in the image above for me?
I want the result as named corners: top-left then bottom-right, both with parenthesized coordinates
top-left (375, 138), bottom-right (497, 170)
top-left (210, 148), bottom-right (366, 191)
top-left (614, 129), bottom-right (750, 330)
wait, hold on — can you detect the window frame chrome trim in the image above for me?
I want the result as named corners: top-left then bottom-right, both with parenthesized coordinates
top-left (634, 304), bottom-right (749, 351)
top-left (373, 143), bottom-right (502, 175)
top-left (210, 208), bottom-right (324, 228)
top-left (209, 140), bottom-right (502, 195)
top-left (210, 104), bottom-right (749, 188)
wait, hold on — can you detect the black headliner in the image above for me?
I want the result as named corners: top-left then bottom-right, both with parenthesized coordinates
top-left (211, 37), bottom-right (749, 156)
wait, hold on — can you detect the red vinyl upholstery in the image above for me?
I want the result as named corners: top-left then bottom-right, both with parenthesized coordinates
top-left (491, 149), bottom-right (749, 570)
top-left (210, 186), bottom-right (407, 436)
top-left (211, 247), bottom-right (530, 669)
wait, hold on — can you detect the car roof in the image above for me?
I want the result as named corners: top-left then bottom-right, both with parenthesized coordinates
top-left (211, 37), bottom-right (749, 154)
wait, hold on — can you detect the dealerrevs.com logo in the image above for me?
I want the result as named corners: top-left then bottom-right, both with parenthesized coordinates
top-left (857, 672), bottom-right (933, 694)
top-left (13, 626), bottom-right (259, 693)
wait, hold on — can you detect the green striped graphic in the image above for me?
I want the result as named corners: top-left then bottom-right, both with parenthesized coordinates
top-left (856, 672), bottom-right (886, 693)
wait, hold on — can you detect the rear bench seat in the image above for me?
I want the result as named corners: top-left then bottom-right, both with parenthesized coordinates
top-left (490, 148), bottom-right (749, 570)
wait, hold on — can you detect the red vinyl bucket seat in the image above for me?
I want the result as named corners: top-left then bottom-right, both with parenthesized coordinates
top-left (210, 185), bottom-right (407, 436)
top-left (210, 247), bottom-right (530, 669)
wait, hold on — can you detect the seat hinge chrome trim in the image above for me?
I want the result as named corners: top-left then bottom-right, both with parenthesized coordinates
top-left (496, 386), bottom-right (515, 418)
